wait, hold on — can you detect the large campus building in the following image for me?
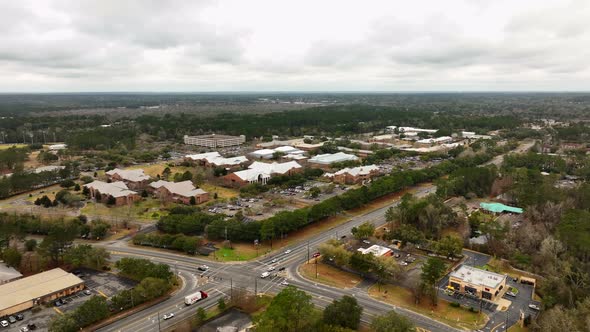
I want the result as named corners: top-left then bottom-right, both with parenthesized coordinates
top-left (448, 265), bottom-right (507, 301)
top-left (184, 134), bottom-right (246, 148)
top-left (0, 268), bottom-right (84, 317)
top-left (223, 161), bottom-right (302, 187)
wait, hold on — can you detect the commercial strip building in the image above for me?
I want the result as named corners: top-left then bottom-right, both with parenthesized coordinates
top-left (0, 264), bottom-right (23, 285)
top-left (184, 134), bottom-right (246, 148)
top-left (223, 161), bottom-right (302, 187)
top-left (106, 168), bottom-right (151, 189)
top-left (448, 265), bottom-right (507, 301)
top-left (308, 152), bottom-right (359, 168)
top-left (0, 268), bottom-right (84, 317)
top-left (185, 152), bottom-right (249, 169)
top-left (357, 244), bottom-right (393, 257)
top-left (324, 165), bottom-right (380, 184)
top-left (149, 180), bottom-right (209, 205)
top-left (84, 181), bottom-right (141, 206)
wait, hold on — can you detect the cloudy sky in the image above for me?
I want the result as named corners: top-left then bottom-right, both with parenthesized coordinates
top-left (1, 0), bottom-right (589, 92)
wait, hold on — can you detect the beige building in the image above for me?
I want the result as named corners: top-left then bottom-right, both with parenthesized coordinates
top-left (0, 268), bottom-right (84, 317)
top-left (0, 264), bottom-right (23, 285)
top-left (84, 180), bottom-right (141, 206)
top-left (448, 265), bottom-right (507, 301)
top-left (106, 168), bottom-right (151, 189)
top-left (149, 180), bottom-right (209, 205)
top-left (184, 134), bottom-right (246, 148)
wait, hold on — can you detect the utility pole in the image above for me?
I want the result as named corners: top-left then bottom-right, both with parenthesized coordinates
top-left (157, 311), bottom-right (161, 332)
top-left (307, 241), bottom-right (310, 264)
top-left (315, 257), bottom-right (318, 279)
top-left (224, 226), bottom-right (228, 241)
top-left (255, 277), bottom-right (257, 296)
top-left (230, 278), bottom-right (233, 301)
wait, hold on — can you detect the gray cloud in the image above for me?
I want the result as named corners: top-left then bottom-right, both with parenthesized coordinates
top-left (0, 0), bottom-right (589, 91)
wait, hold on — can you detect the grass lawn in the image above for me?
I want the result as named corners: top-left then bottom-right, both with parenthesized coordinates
top-left (81, 198), bottom-right (172, 222)
top-left (508, 324), bottom-right (529, 332)
top-left (127, 163), bottom-right (168, 177)
top-left (204, 242), bottom-right (271, 262)
top-left (200, 183), bottom-right (239, 200)
top-left (369, 284), bottom-right (487, 330)
top-left (0, 144), bottom-right (27, 150)
top-left (299, 261), bottom-right (362, 289)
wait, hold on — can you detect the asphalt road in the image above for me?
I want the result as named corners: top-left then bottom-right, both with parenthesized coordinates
top-left (97, 141), bottom-right (535, 332)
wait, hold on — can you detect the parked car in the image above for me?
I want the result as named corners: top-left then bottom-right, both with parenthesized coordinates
top-left (1, 321), bottom-right (9, 328)
top-left (362, 240), bottom-right (371, 245)
top-left (20, 326), bottom-right (29, 332)
top-left (16, 314), bottom-right (24, 321)
top-left (528, 304), bottom-right (540, 311)
top-left (163, 313), bottom-right (175, 320)
top-left (54, 300), bottom-right (62, 307)
top-left (84, 290), bottom-right (92, 296)
top-left (506, 291), bottom-right (516, 297)
top-left (278, 267), bottom-right (286, 271)
top-left (27, 324), bottom-right (37, 330)
top-left (8, 316), bottom-right (16, 324)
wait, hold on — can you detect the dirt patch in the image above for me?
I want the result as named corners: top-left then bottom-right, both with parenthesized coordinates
top-left (299, 261), bottom-right (362, 289)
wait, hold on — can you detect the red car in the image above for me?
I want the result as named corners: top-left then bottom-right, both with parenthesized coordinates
top-left (312, 252), bottom-right (321, 258)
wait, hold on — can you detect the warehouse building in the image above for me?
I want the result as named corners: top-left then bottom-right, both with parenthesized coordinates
top-left (184, 134), bottom-right (246, 148)
top-left (308, 152), bottom-right (359, 168)
top-left (223, 161), bottom-right (302, 187)
top-left (185, 152), bottom-right (249, 169)
top-left (0, 268), bottom-right (84, 317)
top-left (448, 265), bottom-right (507, 301)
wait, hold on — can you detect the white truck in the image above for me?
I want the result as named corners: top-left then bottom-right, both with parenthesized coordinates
top-left (184, 291), bottom-right (208, 305)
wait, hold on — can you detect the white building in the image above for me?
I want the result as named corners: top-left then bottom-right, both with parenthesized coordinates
top-left (416, 136), bottom-right (454, 145)
top-left (250, 146), bottom-right (305, 159)
top-left (185, 152), bottom-right (248, 167)
top-left (34, 165), bottom-right (65, 173)
top-left (357, 245), bottom-right (393, 257)
top-left (0, 264), bottom-right (22, 285)
top-left (225, 161), bottom-right (302, 186)
top-left (48, 144), bottom-right (67, 151)
top-left (308, 152), bottom-right (359, 166)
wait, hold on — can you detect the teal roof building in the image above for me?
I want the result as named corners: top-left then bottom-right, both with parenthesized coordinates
top-left (480, 202), bottom-right (523, 214)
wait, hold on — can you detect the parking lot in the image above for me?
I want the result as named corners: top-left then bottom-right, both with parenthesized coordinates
top-left (437, 266), bottom-right (541, 331)
top-left (1, 268), bottom-right (135, 332)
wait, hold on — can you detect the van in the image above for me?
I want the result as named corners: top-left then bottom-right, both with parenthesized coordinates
top-left (261, 272), bottom-right (270, 278)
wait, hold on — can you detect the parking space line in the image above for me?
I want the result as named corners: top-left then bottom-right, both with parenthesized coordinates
top-left (97, 290), bottom-right (108, 298)
top-left (53, 307), bottom-right (64, 315)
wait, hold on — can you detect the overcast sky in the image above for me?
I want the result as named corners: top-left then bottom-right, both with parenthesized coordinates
top-left (1, 0), bottom-right (589, 92)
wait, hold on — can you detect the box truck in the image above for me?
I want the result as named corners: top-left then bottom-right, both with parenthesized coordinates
top-left (184, 291), bottom-right (208, 305)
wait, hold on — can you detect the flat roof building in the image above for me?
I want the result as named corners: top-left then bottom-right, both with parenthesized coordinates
top-left (448, 265), bottom-right (507, 301)
top-left (308, 152), bottom-right (359, 167)
top-left (185, 152), bottom-right (249, 168)
top-left (0, 264), bottom-right (23, 285)
top-left (224, 161), bottom-right (302, 187)
top-left (184, 134), bottom-right (246, 148)
top-left (357, 245), bottom-right (393, 257)
top-left (0, 268), bottom-right (84, 317)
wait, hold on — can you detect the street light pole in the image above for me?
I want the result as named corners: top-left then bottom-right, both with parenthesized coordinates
top-left (157, 311), bottom-right (161, 332)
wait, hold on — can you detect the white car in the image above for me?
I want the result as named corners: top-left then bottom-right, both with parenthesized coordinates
top-left (284, 249), bottom-right (292, 254)
top-left (400, 261), bottom-right (408, 266)
top-left (281, 280), bottom-right (289, 286)
top-left (271, 258), bottom-right (277, 263)
top-left (1, 321), bottom-right (8, 328)
top-left (20, 327), bottom-right (29, 332)
top-left (268, 266), bottom-right (276, 271)
top-left (528, 304), bottom-right (540, 311)
top-left (163, 313), bottom-right (175, 320)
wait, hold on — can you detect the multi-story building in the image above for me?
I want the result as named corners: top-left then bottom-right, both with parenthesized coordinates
top-left (324, 165), bottom-right (380, 184)
top-left (183, 134), bottom-right (246, 148)
top-left (223, 161), bottom-right (302, 187)
top-left (84, 181), bottom-right (141, 206)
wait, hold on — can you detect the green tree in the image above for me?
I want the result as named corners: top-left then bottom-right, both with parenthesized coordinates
top-left (255, 286), bottom-right (317, 332)
top-left (195, 307), bottom-right (207, 326)
top-left (349, 252), bottom-right (374, 275)
top-left (420, 257), bottom-right (446, 305)
top-left (71, 296), bottom-right (110, 327)
top-left (351, 222), bottom-right (375, 239)
top-left (2, 247), bottom-right (22, 268)
top-left (309, 186), bottom-right (321, 198)
top-left (322, 295), bottom-right (363, 330)
top-left (49, 314), bottom-right (78, 332)
top-left (25, 239), bottom-right (37, 251)
top-left (371, 311), bottom-right (415, 332)
top-left (435, 236), bottom-right (463, 258)
top-left (218, 298), bottom-right (227, 311)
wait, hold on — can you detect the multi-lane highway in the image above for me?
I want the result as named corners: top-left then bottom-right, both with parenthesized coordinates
top-left (97, 141), bottom-right (536, 332)
top-left (96, 184), bottom-right (457, 332)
